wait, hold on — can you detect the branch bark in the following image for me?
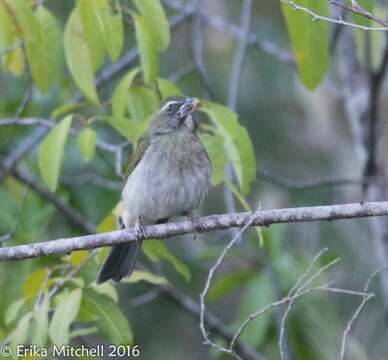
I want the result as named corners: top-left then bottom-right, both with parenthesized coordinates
top-left (1, 201), bottom-right (388, 261)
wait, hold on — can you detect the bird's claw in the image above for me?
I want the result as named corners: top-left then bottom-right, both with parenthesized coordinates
top-left (186, 211), bottom-right (200, 241)
top-left (135, 217), bottom-right (148, 241)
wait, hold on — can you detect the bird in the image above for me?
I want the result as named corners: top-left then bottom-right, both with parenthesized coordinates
top-left (97, 96), bottom-right (212, 284)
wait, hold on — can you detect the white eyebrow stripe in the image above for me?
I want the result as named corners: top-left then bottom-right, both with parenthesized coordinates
top-left (161, 100), bottom-right (181, 111)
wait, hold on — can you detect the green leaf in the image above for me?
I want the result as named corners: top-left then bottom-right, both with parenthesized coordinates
top-left (225, 180), bottom-right (264, 246)
top-left (200, 132), bottom-right (227, 186)
top-left (26, 6), bottom-right (62, 92)
top-left (201, 101), bottom-right (256, 195)
top-left (207, 270), bottom-right (256, 303)
top-left (0, 0), bottom-right (40, 43)
top-left (158, 78), bottom-right (182, 99)
top-left (0, 0), bottom-right (40, 78)
top-left (132, 13), bottom-right (158, 84)
top-left (38, 115), bottom-right (73, 192)
top-left (104, 116), bottom-right (149, 143)
top-left (143, 240), bottom-right (191, 281)
top-left (21, 269), bottom-right (47, 302)
top-left (128, 87), bottom-right (159, 121)
top-left (0, 3), bottom-right (17, 73)
top-left (282, 0), bottom-right (329, 90)
top-left (51, 102), bottom-right (89, 119)
top-left (96, 212), bottom-right (117, 233)
top-left (77, 0), bottom-right (106, 72)
top-left (236, 273), bottom-right (275, 347)
top-left (11, 312), bottom-right (32, 352)
top-left (50, 277), bottom-right (85, 289)
top-left (5, 298), bottom-right (26, 326)
top-left (96, 0), bottom-right (123, 61)
top-left (49, 288), bottom-right (82, 346)
top-left (70, 326), bottom-right (98, 339)
top-left (112, 68), bottom-right (140, 118)
top-left (32, 292), bottom-right (49, 346)
top-left (133, 0), bottom-right (170, 52)
top-left (80, 290), bottom-right (133, 345)
top-left (91, 282), bottom-right (119, 302)
top-left (77, 128), bottom-right (97, 162)
top-left (68, 250), bottom-right (90, 266)
top-left (65, 8), bottom-right (99, 103)
top-left (78, 0), bottom-right (123, 64)
top-left (122, 270), bottom-right (168, 285)
top-left (346, 0), bottom-right (373, 26)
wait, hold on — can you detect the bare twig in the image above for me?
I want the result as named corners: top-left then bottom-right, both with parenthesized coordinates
top-left (61, 173), bottom-right (121, 191)
top-left (191, 0), bottom-right (212, 99)
top-left (167, 62), bottom-right (196, 83)
top-left (0, 40), bottom-right (23, 58)
top-left (279, 253), bottom-right (340, 360)
top-left (283, 0), bottom-right (388, 31)
top-left (0, 183), bottom-right (30, 245)
top-left (2, 202), bottom-right (388, 261)
top-left (48, 250), bottom-right (98, 298)
top-left (329, 0), bottom-right (388, 28)
top-left (227, 0), bottom-right (252, 110)
top-left (256, 169), bottom-right (387, 190)
top-left (339, 265), bottom-right (388, 360)
top-left (223, 0), bottom-right (253, 242)
top-left (163, 0), bottom-right (294, 65)
top-left (0, 128), bottom-right (48, 183)
top-left (0, 117), bottom-right (129, 179)
top-left (199, 208), bottom-right (259, 359)
top-left (164, 286), bottom-right (265, 360)
top-left (12, 167), bottom-right (96, 234)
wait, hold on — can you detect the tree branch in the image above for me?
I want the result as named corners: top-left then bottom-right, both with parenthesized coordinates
top-left (12, 167), bottom-right (96, 234)
top-left (1, 201), bottom-right (388, 261)
top-left (283, 0), bottom-right (388, 31)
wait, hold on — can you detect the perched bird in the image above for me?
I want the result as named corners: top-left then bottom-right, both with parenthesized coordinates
top-left (97, 96), bottom-right (211, 284)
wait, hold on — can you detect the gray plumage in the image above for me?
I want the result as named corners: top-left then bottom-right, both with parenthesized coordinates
top-left (97, 97), bottom-right (211, 284)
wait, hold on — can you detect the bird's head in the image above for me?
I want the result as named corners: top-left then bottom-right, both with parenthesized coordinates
top-left (149, 96), bottom-right (201, 135)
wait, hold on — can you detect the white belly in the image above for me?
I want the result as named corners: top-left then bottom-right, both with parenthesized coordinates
top-left (122, 137), bottom-right (210, 224)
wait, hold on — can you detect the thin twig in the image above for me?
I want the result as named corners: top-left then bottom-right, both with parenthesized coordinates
top-left (191, 0), bottom-right (212, 99)
top-left (12, 167), bottom-right (96, 234)
top-left (223, 0), bottom-right (253, 242)
top-left (256, 169), bottom-right (387, 190)
top-left (0, 128), bottom-right (48, 183)
top-left (283, 0), bottom-right (388, 31)
top-left (339, 265), bottom-right (388, 360)
top-left (329, 0), bottom-right (388, 28)
top-left (48, 250), bottom-right (99, 298)
top-left (199, 208), bottom-right (273, 359)
top-left (164, 286), bottom-right (265, 360)
top-left (0, 183), bottom-right (30, 245)
top-left (279, 256), bottom-right (340, 360)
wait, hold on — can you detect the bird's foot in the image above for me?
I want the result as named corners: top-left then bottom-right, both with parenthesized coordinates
top-left (135, 217), bottom-right (148, 241)
top-left (185, 211), bottom-right (200, 241)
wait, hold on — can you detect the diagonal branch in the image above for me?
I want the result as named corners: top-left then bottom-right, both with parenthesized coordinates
top-left (12, 167), bottom-right (96, 234)
top-left (1, 201), bottom-right (388, 261)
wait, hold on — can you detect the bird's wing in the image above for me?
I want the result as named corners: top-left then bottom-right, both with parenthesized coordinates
top-left (125, 132), bottom-right (150, 179)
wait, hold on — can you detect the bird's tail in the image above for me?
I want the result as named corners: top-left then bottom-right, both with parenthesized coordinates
top-left (97, 215), bottom-right (141, 284)
top-left (96, 240), bottom-right (141, 284)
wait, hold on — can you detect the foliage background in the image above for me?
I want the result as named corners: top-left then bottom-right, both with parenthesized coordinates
top-left (0, 0), bottom-right (388, 359)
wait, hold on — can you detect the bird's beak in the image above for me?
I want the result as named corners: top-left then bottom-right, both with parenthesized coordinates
top-left (178, 98), bottom-right (201, 118)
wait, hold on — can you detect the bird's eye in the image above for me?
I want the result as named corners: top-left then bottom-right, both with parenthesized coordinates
top-left (167, 102), bottom-right (180, 113)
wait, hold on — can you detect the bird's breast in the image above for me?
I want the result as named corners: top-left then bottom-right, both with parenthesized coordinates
top-left (122, 132), bottom-right (211, 222)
